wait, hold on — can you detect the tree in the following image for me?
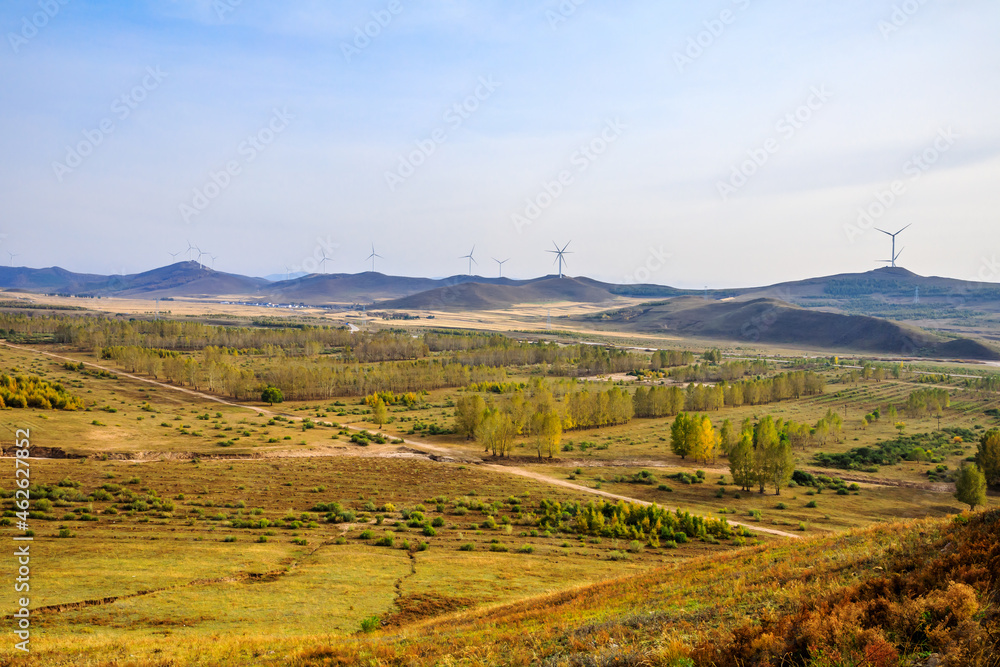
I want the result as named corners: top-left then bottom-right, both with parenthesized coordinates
top-left (371, 398), bottom-right (388, 428)
top-left (729, 426), bottom-right (755, 492)
top-left (454, 395), bottom-right (486, 440)
top-left (476, 409), bottom-right (516, 458)
top-left (719, 419), bottom-right (735, 457)
top-left (954, 464), bottom-right (987, 510)
top-left (823, 409), bottom-right (843, 442)
top-left (670, 413), bottom-right (695, 460)
top-left (540, 410), bottom-right (562, 459)
top-left (767, 436), bottom-right (795, 495)
top-left (753, 417), bottom-right (779, 494)
top-left (261, 386), bottom-right (283, 405)
top-left (976, 429), bottom-right (1000, 489)
top-left (693, 415), bottom-right (717, 464)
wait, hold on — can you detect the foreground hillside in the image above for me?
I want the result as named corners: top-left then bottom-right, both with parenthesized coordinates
top-left (19, 510), bottom-right (995, 666)
top-left (271, 510), bottom-right (996, 666)
top-left (288, 510), bottom-right (998, 667)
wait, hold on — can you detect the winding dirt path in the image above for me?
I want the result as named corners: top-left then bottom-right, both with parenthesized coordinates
top-left (4, 342), bottom-right (799, 539)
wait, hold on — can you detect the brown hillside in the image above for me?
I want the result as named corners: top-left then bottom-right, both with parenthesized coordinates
top-left (593, 296), bottom-right (1000, 359)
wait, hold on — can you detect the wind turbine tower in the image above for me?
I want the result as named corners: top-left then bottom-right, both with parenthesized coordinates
top-left (493, 257), bottom-right (509, 278)
top-left (460, 246), bottom-right (477, 276)
top-left (366, 244), bottom-right (384, 273)
top-left (547, 241), bottom-right (572, 279)
top-left (876, 224), bottom-right (910, 268)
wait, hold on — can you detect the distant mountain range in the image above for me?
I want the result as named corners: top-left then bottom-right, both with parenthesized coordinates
top-left (2, 262), bottom-right (998, 359)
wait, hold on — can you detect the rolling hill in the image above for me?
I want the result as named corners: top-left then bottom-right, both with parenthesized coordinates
top-left (589, 296), bottom-right (1000, 359)
top-left (0, 265), bottom-right (108, 293)
top-left (379, 276), bottom-right (621, 310)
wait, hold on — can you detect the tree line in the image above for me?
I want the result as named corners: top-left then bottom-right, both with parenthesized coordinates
top-left (93, 344), bottom-right (507, 400)
top-left (454, 379), bottom-right (633, 458)
top-left (632, 371), bottom-right (825, 418)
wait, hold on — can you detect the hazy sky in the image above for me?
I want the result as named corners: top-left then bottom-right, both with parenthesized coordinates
top-left (2, 0), bottom-right (998, 288)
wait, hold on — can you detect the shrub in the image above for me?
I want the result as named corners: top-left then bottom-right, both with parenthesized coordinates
top-left (359, 616), bottom-right (380, 633)
top-left (517, 544), bottom-right (534, 554)
top-left (489, 542), bottom-right (509, 552)
top-left (459, 543), bottom-right (475, 551)
top-left (358, 529), bottom-right (374, 540)
top-left (627, 540), bottom-right (643, 553)
top-left (422, 525), bottom-right (436, 537)
top-left (431, 516), bottom-right (445, 527)
top-left (806, 500), bottom-right (818, 508)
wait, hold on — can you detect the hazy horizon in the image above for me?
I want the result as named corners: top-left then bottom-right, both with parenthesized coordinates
top-left (2, 1), bottom-right (998, 289)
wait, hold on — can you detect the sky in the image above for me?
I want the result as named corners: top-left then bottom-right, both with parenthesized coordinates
top-left (1, 0), bottom-right (998, 288)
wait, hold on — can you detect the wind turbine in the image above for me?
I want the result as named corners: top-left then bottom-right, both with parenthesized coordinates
top-left (366, 243), bottom-right (384, 273)
top-left (460, 246), bottom-right (477, 276)
top-left (320, 250), bottom-right (332, 274)
top-left (168, 250), bottom-right (182, 263)
top-left (186, 240), bottom-right (198, 261)
top-left (875, 224), bottom-right (910, 268)
top-left (880, 247), bottom-right (905, 268)
top-left (283, 265), bottom-right (292, 281)
top-left (7, 252), bottom-right (18, 268)
top-left (195, 248), bottom-right (207, 268)
top-left (547, 241), bottom-right (572, 279)
top-left (493, 257), bottom-right (509, 278)
top-left (210, 255), bottom-right (218, 270)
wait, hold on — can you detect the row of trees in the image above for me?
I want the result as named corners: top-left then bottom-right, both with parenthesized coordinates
top-left (95, 344), bottom-right (508, 400)
top-left (632, 371), bottom-right (825, 419)
top-left (454, 380), bottom-right (635, 458)
top-left (649, 349), bottom-right (696, 369)
top-left (664, 360), bottom-right (771, 384)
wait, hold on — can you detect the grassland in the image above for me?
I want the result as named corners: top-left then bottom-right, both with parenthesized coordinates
top-left (0, 314), bottom-right (998, 666)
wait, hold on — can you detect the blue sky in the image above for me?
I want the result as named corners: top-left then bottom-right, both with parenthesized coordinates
top-left (1, 0), bottom-right (998, 287)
